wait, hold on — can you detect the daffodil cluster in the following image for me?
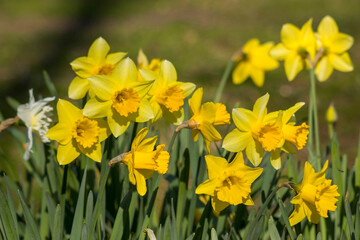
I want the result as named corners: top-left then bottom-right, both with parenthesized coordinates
top-left (271, 16), bottom-right (353, 81)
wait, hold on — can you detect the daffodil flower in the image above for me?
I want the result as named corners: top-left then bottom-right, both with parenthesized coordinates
top-left (232, 39), bottom-right (279, 87)
top-left (176, 88), bottom-right (230, 152)
top-left (83, 57), bottom-right (154, 137)
top-left (137, 49), bottom-right (161, 76)
top-left (289, 161), bottom-right (339, 226)
top-left (265, 102), bottom-right (309, 169)
top-left (222, 93), bottom-right (282, 166)
top-left (271, 19), bottom-right (316, 81)
top-left (17, 89), bottom-right (55, 160)
top-left (46, 99), bottom-right (110, 165)
top-left (195, 153), bottom-right (262, 212)
top-left (315, 16), bottom-right (354, 81)
top-left (139, 60), bottom-right (196, 125)
top-left (69, 37), bottom-right (127, 99)
top-left (120, 127), bottom-right (169, 196)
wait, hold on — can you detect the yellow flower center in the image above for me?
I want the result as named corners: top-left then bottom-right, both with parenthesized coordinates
top-left (283, 123), bottom-right (309, 150)
top-left (297, 47), bottom-right (308, 59)
top-left (215, 170), bottom-right (251, 205)
top-left (300, 183), bottom-right (317, 204)
top-left (252, 122), bottom-right (282, 151)
top-left (72, 118), bottom-right (100, 148)
top-left (123, 144), bottom-right (169, 175)
top-left (111, 88), bottom-right (140, 117)
top-left (156, 85), bottom-right (185, 112)
top-left (96, 63), bottom-right (114, 76)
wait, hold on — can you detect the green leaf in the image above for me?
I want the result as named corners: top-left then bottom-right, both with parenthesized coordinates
top-left (268, 217), bottom-right (280, 240)
top-left (70, 167), bottom-right (88, 240)
top-left (210, 228), bottom-right (218, 240)
top-left (18, 189), bottom-right (41, 240)
top-left (278, 197), bottom-right (296, 240)
top-left (0, 187), bottom-right (19, 240)
top-left (344, 193), bottom-right (355, 239)
top-left (6, 97), bottom-right (20, 110)
top-left (43, 70), bottom-right (58, 96)
top-left (355, 200), bottom-right (360, 240)
top-left (53, 205), bottom-right (62, 240)
top-left (4, 175), bottom-right (19, 238)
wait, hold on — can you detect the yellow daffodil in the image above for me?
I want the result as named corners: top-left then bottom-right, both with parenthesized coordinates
top-left (271, 19), bottom-right (316, 81)
top-left (289, 161), bottom-right (339, 225)
top-left (139, 60), bottom-right (196, 125)
top-left (315, 16), bottom-right (354, 81)
top-left (232, 39), bottom-right (279, 87)
top-left (195, 153), bottom-right (262, 212)
top-left (175, 88), bottom-right (230, 152)
top-left (69, 37), bottom-right (127, 99)
top-left (137, 49), bottom-right (161, 76)
top-left (222, 93), bottom-right (282, 166)
top-left (326, 103), bottom-right (337, 124)
top-left (265, 102), bottom-right (309, 169)
top-left (120, 127), bottom-right (169, 196)
top-left (82, 57), bottom-right (154, 137)
top-left (46, 99), bottom-right (110, 165)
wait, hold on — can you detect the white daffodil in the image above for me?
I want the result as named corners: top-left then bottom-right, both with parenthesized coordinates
top-left (17, 89), bottom-right (55, 160)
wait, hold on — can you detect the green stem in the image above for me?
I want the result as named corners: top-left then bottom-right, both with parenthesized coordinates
top-left (309, 68), bottom-right (321, 170)
top-left (213, 60), bottom-right (235, 103)
top-left (167, 131), bottom-right (179, 154)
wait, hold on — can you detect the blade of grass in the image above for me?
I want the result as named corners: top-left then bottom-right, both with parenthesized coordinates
top-left (277, 197), bottom-right (296, 240)
top-left (0, 188), bottom-right (19, 240)
top-left (268, 216), bottom-right (281, 240)
top-left (18, 189), bottom-right (41, 240)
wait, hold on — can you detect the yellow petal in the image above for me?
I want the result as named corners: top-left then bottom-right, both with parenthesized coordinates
top-left (57, 142), bottom-right (80, 165)
top-left (137, 48), bottom-right (149, 67)
top-left (134, 100), bottom-right (155, 122)
top-left (160, 60), bottom-right (177, 85)
top-left (162, 106), bottom-right (184, 125)
top-left (205, 155), bottom-right (228, 179)
top-left (83, 98), bottom-right (112, 118)
top-left (270, 148), bottom-right (282, 170)
top-left (315, 57), bottom-right (333, 82)
top-left (149, 100), bottom-right (162, 123)
top-left (318, 16), bottom-right (338, 37)
top-left (139, 69), bottom-right (157, 82)
top-left (192, 129), bottom-right (200, 142)
top-left (289, 203), bottom-right (306, 226)
top-left (211, 195), bottom-right (229, 213)
top-left (107, 108), bottom-right (130, 137)
top-left (246, 139), bottom-right (263, 166)
top-left (195, 179), bottom-right (215, 196)
top-left (249, 67), bottom-right (265, 87)
top-left (281, 23), bottom-right (300, 49)
top-left (106, 52), bottom-right (127, 65)
top-left (88, 37), bottom-right (110, 65)
top-left (253, 93), bottom-right (269, 120)
top-left (214, 103), bottom-right (230, 125)
top-left (131, 127), bottom-right (149, 150)
top-left (70, 57), bottom-right (96, 78)
top-left (283, 102), bottom-right (305, 123)
top-left (189, 88), bottom-right (203, 115)
top-left (80, 142), bottom-right (102, 162)
top-left (178, 82), bottom-right (196, 97)
top-left (134, 170), bottom-right (147, 196)
top-left (222, 129), bottom-right (251, 152)
top-left (132, 80), bottom-right (154, 98)
top-left (199, 121), bottom-right (222, 142)
top-left (112, 57), bottom-right (138, 85)
top-left (232, 62), bottom-right (251, 85)
top-left (299, 19), bottom-right (315, 46)
top-left (88, 75), bottom-right (116, 101)
top-left (68, 77), bottom-right (89, 100)
top-left (137, 136), bottom-right (158, 152)
top-left (227, 152), bottom-right (244, 168)
top-left (331, 33), bottom-right (354, 53)
top-left (303, 202), bottom-right (320, 224)
top-left (251, 42), bottom-right (279, 70)
top-left (199, 102), bottom-right (217, 123)
top-left (57, 99), bottom-right (82, 124)
top-left (270, 43), bottom-right (291, 60)
top-left (285, 53), bottom-right (303, 81)
top-left (242, 38), bottom-right (260, 53)
top-left (46, 123), bottom-right (72, 145)
top-left (232, 108), bottom-right (256, 131)
top-left (329, 53), bottom-right (353, 72)
top-left (96, 119), bottom-right (111, 142)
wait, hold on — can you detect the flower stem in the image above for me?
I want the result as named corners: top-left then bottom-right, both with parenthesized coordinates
top-left (213, 60), bottom-right (235, 103)
top-left (309, 68), bottom-right (321, 170)
top-left (167, 130), bottom-right (179, 154)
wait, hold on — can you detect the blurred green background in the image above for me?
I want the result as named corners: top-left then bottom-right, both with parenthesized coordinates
top-left (1, 0), bottom-right (359, 162)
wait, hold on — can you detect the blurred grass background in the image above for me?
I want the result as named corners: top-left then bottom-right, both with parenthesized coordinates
top-left (1, 0), bottom-right (359, 162)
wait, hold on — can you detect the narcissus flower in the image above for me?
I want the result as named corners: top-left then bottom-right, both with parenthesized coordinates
top-left (315, 16), bottom-right (354, 81)
top-left (265, 102), bottom-right (309, 169)
top-left (222, 93), bottom-right (282, 166)
top-left (121, 127), bottom-right (169, 196)
top-left (83, 58), bottom-right (154, 137)
top-left (195, 153), bottom-right (262, 212)
top-left (176, 88), bottom-right (230, 152)
top-left (289, 161), bottom-right (339, 225)
top-left (46, 99), bottom-right (110, 165)
top-left (271, 19), bottom-right (316, 81)
top-left (232, 39), bottom-right (279, 87)
top-left (139, 60), bottom-right (196, 125)
top-left (69, 37), bottom-right (127, 99)
top-left (17, 89), bottom-right (55, 160)
top-left (137, 49), bottom-right (161, 76)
